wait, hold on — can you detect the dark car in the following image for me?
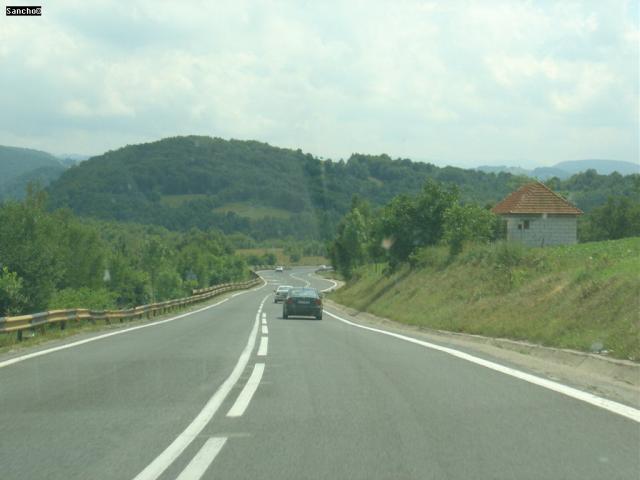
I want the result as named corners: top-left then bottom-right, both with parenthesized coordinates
top-left (283, 287), bottom-right (323, 320)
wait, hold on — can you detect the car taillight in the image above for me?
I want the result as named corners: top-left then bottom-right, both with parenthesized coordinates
top-left (315, 298), bottom-right (322, 305)
top-left (287, 298), bottom-right (293, 304)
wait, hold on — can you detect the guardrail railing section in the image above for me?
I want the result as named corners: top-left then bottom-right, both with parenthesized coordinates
top-left (0, 271), bottom-right (262, 341)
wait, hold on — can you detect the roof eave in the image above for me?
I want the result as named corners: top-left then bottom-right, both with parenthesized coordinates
top-left (495, 210), bottom-right (582, 215)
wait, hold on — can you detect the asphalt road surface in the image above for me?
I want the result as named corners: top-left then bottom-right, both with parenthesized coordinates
top-left (1, 267), bottom-right (638, 480)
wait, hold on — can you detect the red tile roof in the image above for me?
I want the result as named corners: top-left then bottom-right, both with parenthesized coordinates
top-left (492, 182), bottom-right (583, 215)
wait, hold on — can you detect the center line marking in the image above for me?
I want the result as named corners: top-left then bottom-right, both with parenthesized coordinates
top-left (175, 437), bottom-right (227, 480)
top-left (132, 294), bottom-right (269, 480)
top-left (227, 363), bottom-right (265, 417)
top-left (257, 336), bottom-right (268, 356)
top-left (261, 325), bottom-right (268, 335)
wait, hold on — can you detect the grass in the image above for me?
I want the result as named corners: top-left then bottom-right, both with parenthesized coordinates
top-left (213, 202), bottom-right (292, 220)
top-left (160, 194), bottom-right (209, 207)
top-left (332, 238), bottom-right (640, 361)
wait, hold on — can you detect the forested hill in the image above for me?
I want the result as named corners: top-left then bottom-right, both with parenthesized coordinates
top-left (46, 136), bottom-right (637, 240)
top-left (0, 145), bottom-right (66, 200)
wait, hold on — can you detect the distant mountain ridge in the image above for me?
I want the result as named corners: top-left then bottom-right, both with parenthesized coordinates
top-left (4, 138), bottom-right (637, 241)
top-left (0, 145), bottom-right (67, 200)
top-left (478, 159), bottom-right (638, 179)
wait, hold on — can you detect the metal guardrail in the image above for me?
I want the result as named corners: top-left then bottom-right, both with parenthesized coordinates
top-left (0, 273), bottom-right (262, 341)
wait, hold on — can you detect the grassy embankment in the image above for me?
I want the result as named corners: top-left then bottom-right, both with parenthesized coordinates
top-left (332, 238), bottom-right (640, 361)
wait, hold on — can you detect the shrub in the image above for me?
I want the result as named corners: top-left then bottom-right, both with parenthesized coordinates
top-left (493, 241), bottom-right (528, 269)
top-left (49, 287), bottom-right (117, 310)
top-left (0, 267), bottom-right (27, 315)
top-left (409, 246), bottom-right (449, 270)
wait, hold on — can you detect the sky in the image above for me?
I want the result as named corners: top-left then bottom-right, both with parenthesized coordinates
top-left (0, 0), bottom-right (638, 168)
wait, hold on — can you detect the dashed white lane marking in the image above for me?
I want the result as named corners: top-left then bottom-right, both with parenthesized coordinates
top-left (261, 312), bottom-right (266, 319)
top-left (257, 336), bottom-right (268, 356)
top-left (325, 310), bottom-right (640, 424)
top-left (132, 295), bottom-right (269, 480)
top-left (175, 437), bottom-right (227, 480)
top-left (226, 363), bottom-right (266, 417)
top-left (261, 325), bottom-right (268, 335)
top-left (261, 318), bottom-right (267, 325)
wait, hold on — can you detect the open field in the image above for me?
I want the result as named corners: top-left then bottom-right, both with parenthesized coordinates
top-left (332, 238), bottom-right (640, 361)
top-left (160, 194), bottom-right (209, 207)
top-left (213, 202), bottom-right (292, 220)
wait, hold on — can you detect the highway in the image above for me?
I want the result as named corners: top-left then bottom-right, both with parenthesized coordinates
top-left (0, 267), bottom-right (638, 480)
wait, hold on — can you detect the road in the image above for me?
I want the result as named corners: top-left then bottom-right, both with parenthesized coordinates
top-left (1, 267), bottom-right (638, 479)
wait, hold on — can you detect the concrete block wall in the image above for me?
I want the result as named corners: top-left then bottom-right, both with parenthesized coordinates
top-left (505, 215), bottom-right (577, 247)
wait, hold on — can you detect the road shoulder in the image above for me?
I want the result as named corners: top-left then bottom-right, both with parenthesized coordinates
top-left (324, 299), bottom-right (640, 409)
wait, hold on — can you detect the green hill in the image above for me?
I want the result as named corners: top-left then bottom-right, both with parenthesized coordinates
top-left (46, 136), bottom-right (638, 241)
top-left (0, 146), bottom-right (66, 200)
top-left (45, 136), bottom-right (529, 239)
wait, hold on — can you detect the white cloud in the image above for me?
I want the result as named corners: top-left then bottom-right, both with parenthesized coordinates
top-left (0, 0), bottom-right (636, 167)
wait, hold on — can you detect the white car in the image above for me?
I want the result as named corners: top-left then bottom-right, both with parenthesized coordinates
top-left (316, 265), bottom-right (333, 272)
top-left (274, 285), bottom-right (293, 303)
top-left (275, 266), bottom-right (284, 272)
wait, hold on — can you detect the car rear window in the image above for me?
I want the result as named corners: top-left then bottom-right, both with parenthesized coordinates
top-left (289, 288), bottom-right (318, 298)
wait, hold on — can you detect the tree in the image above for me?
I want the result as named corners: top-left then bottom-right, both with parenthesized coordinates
top-left (0, 267), bottom-right (27, 315)
top-left (263, 252), bottom-right (277, 265)
top-left (443, 204), bottom-right (498, 255)
top-left (329, 207), bottom-right (369, 278)
top-left (580, 197), bottom-right (640, 241)
top-left (0, 192), bottom-right (65, 311)
top-left (378, 180), bottom-right (458, 267)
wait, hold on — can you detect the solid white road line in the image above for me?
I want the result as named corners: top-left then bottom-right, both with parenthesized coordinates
top-left (261, 325), bottom-right (268, 335)
top-left (132, 295), bottom-right (269, 480)
top-left (0, 280), bottom-right (269, 370)
top-left (175, 437), bottom-right (227, 480)
top-left (226, 363), bottom-right (266, 417)
top-left (306, 270), bottom-right (338, 292)
top-left (325, 309), bottom-right (640, 423)
top-left (290, 272), bottom-right (310, 287)
top-left (257, 336), bottom-right (268, 356)
top-left (316, 275), bottom-right (338, 292)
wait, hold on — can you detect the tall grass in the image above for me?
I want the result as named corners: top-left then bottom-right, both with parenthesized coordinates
top-left (333, 238), bottom-right (640, 361)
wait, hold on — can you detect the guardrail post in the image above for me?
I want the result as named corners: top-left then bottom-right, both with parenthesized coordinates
top-left (60, 320), bottom-right (66, 331)
top-left (16, 330), bottom-right (22, 342)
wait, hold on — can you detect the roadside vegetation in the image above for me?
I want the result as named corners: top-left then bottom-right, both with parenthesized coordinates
top-left (0, 188), bottom-right (249, 317)
top-left (332, 238), bottom-right (640, 361)
top-left (328, 177), bottom-right (640, 361)
top-left (237, 244), bottom-right (328, 267)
